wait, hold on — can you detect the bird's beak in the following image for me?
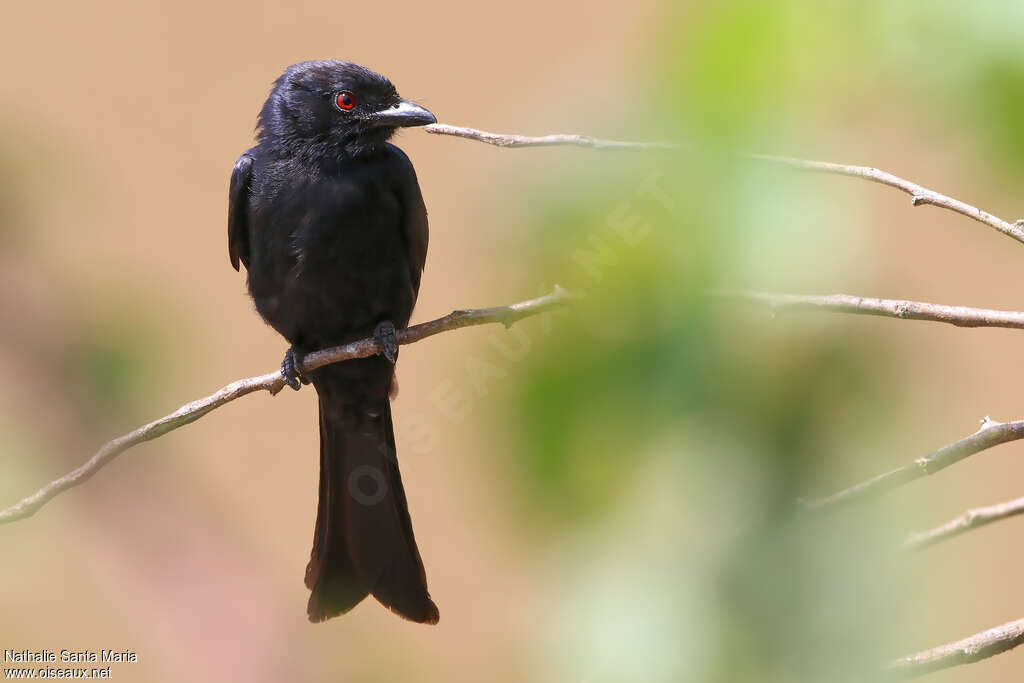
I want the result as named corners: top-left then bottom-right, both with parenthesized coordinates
top-left (367, 99), bottom-right (437, 128)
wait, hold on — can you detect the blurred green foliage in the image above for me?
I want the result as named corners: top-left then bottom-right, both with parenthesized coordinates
top-left (62, 305), bottom-right (172, 427)
top-left (505, 146), bottom-right (897, 682)
top-left (493, 1), bottom-right (1024, 680)
top-left (971, 60), bottom-right (1024, 168)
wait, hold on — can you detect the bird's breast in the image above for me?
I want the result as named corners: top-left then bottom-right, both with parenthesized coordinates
top-left (249, 168), bottom-right (415, 346)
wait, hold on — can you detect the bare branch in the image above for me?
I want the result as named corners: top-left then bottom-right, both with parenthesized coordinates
top-left (424, 123), bottom-right (1024, 245)
top-left (719, 291), bottom-right (1024, 330)
top-left (0, 287), bottom-right (575, 525)
top-left (748, 153), bottom-right (1024, 246)
top-left (888, 617), bottom-right (1024, 677)
top-left (904, 495), bottom-right (1024, 550)
top-left (804, 418), bottom-right (1024, 510)
top-left (424, 123), bottom-right (670, 149)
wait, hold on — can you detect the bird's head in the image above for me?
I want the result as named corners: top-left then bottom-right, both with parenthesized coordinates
top-left (257, 60), bottom-right (436, 160)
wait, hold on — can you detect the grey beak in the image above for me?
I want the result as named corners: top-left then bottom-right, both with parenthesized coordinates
top-left (368, 99), bottom-right (436, 128)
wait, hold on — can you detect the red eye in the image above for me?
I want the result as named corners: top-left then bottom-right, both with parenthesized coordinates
top-left (336, 91), bottom-right (356, 110)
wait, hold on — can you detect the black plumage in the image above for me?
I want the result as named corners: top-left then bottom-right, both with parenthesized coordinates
top-left (227, 60), bottom-right (438, 623)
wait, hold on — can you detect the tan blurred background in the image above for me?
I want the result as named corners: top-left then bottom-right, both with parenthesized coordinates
top-left (3, 1), bottom-right (1024, 681)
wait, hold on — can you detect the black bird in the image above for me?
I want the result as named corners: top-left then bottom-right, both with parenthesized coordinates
top-left (227, 60), bottom-right (438, 623)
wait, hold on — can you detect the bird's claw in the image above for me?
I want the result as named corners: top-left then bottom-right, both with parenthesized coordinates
top-left (374, 321), bottom-right (399, 364)
top-left (281, 345), bottom-right (310, 390)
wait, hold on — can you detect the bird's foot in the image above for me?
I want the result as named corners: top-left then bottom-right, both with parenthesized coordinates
top-left (374, 321), bottom-right (399, 364)
top-left (281, 345), bottom-right (311, 390)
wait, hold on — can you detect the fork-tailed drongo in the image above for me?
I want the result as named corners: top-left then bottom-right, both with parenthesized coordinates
top-left (227, 60), bottom-right (438, 623)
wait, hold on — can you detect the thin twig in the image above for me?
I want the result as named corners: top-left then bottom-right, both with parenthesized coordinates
top-left (804, 417), bottom-right (1024, 510)
top-left (0, 287), bottom-right (575, 524)
top-left (424, 123), bottom-right (670, 149)
top-left (748, 153), bottom-right (1024, 246)
top-left (424, 123), bottom-right (1024, 245)
top-left (904, 495), bottom-right (1024, 550)
top-left (888, 617), bottom-right (1024, 677)
top-left (719, 291), bottom-right (1024, 330)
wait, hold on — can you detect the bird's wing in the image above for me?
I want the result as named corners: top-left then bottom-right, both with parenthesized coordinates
top-left (228, 150), bottom-right (256, 271)
top-left (388, 146), bottom-right (429, 296)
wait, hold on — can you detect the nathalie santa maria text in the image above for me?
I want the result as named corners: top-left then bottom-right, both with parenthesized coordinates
top-left (5, 650), bottom-right (136, 663)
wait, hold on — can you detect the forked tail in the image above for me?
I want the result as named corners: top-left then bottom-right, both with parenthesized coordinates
top-left (305, 367), bottom-right (438, 624)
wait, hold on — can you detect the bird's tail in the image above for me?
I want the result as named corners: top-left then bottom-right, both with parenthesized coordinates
top-left (304, 363), bottom-right (438, 624)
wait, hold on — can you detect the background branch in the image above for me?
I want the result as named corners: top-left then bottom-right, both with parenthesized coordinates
top-left (747, 153), bottom-right (1024, 246)
top-left (889, 617), bottom-right (1024, 677)
top-left (718, 291), bottom-right (1024, 330)
top-left (904, 494), bottom-right (1024, 550)
top-left (425, 123), bottom-right (1024, 245)
top-left (804, 418), bottom-right (1024, 509)
top-left (424, 123), bottom-right (671, 149)
top-left (0, 287), bottom-right (574, 525)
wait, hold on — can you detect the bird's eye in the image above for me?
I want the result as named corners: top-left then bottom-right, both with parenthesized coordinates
top-left (336, 91), bottom-right (356, 110)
